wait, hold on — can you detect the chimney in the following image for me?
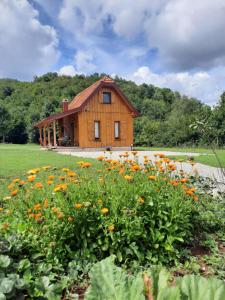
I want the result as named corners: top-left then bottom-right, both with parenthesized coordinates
top-left (62, 99), bottom-right (69, 112)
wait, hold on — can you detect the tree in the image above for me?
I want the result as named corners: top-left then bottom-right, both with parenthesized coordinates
top-left (0, 104), bottom-right (10, 142)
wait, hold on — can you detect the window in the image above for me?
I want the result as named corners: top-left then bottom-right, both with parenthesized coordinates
top-left (103, 92), bottom-right (111, 104)
top-left (114, 121), bottom-right (120, 139)
top-left (94, 121), bottom-right (100, 139)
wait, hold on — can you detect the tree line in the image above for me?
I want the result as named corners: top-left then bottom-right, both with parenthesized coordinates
top-left (0, 72), bottom-right (224, 147)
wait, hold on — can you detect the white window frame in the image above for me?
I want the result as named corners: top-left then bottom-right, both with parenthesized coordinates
top-left (94, 121), bottom-right (100, 139)
top-left (114, 121), bottom-right (120, 139)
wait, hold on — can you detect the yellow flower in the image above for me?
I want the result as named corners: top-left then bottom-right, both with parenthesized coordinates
top-left (62, 168), bottom-right (70, 172)
top-left (74, 203), bottom-right (83, 209)
top-left (108, 225), bottom-right (115, 232)
top-left (101, 207), bottom-right (109, 214)
top-left (148, 175), bottom-right (156, 181)
top-left (0, 207), bottom-right (3, 212)
top-left (53, 186), bottom-right (61, 192)
top-left (42, 166), bottom-right (51, 170)
top-left (11, 189), bottom-right (18, 197)
top-left (13, 178), bottom-right (20, 183)
top-left (97, 199), bottom-right (103, 205)
top-left (67, 171), bottom-right (76, 177)
top-left (28, 175), bottom-right (36, 182)
top-left (124, 175), bottom-right (133, 181)
top-left (138, 197), bottom-right (145, 204)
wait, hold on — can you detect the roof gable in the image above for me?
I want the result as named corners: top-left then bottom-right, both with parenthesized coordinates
top-left (69, 76), bottom-right (139, 116)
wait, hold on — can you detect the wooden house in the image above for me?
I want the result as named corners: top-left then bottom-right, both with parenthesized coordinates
top-left (35, 76), bottom-right (139, 149)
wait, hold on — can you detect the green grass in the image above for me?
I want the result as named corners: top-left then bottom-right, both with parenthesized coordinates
top-left (0, 144), bottom-right (97, 180)
top-left (134, 146), bottom-right (225, 167)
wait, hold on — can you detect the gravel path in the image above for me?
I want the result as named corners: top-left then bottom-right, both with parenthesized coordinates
top-left (57, 150), bottom-right (225, 191)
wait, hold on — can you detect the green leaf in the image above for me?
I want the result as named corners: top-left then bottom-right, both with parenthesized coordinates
top-left (0, 256), bottom-right (10, 268)
top-left (0, 278), bottom-right (14, 294)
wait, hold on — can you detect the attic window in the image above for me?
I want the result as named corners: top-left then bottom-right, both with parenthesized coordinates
top-left (103, 92), bottom-right (111, 104)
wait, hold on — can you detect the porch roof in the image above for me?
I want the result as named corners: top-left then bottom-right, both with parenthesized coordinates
top-left (35, 107), bottom-right (80, 128)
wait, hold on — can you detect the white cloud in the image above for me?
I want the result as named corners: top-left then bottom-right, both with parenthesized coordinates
top-left (0, 0), bottom-right (59, 80)
top-left (74, 50), bottom-right (96, 74)
top-left (131, 66), bottom-right (225, 105)
top-left (59, 0), bottom-right (225, 71)
top-left (58, 65), bottom-right (77, 76)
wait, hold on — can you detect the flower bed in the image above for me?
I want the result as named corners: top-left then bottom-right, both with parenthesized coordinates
top-left (0, 152), bottom-right (201, 266)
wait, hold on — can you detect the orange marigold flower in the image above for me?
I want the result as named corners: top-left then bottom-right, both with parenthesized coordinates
top-left (48, 175), bottom-right (54, 180)
top-left (186, 189), bottom-right (194, 196)
top-left (131, 165), bottom-right (140, 171)
top-left (34, 182), bottom-right (43, 189)
top-left (13, 178), bottom-right (20, 183)
top-left (108, 225), bottom-right (115, 232)
top-left (75, 203), bottom-right (83, 209)
top-left (11, 189), bottom-right (18, 197)
top-left (193, 195), bottom-right (199, 201)
top-left (61, 184), bottom-right (68, 191)
top-left (82, 162), bottom-right (92, 168)
top-left (54, 186), bottom-right (61, 192)
top-left (34, 213), bottom-right (42, 220)
top-left (44, 199), bottom-right (49, 208)
top-left (124, 175), bottom-right (133, 181)
top-left (101, 207), bottom-right (109, 214)
top-left (52, 207), bottom-right (59, 213)
top-left (170, 180), bottom-right (179, 187)
top-left (181, 178), bottom-right (188, 183)
top-left (158, 153), bottom-right (165, 158)
top-left (148, 175), bottom-right (156, 181)
top-left (19, 181), bottom-right (26, 186)
top-left (8, 183), bottom-right (14, 190)
top-left (97, 156), bottom-right (105, 161)
top-left (28, 175), bottom-right (36, 182)
top-left (33, 203), bottom-right (41, 211)
top-left (47, 180), bottom-right (53, 185)
top-left (67, 171), bottom-right (76, 177)
top-left (59, 176), bottom-right (66, 181)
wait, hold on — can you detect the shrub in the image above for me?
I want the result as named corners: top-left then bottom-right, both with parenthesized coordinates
top-left (0, 153), bottom-right (200, 266)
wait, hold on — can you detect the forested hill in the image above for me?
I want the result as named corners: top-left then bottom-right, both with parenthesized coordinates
top-left (0, 72), bottom-right (225, 146)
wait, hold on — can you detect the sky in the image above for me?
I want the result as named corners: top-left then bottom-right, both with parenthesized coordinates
top-left (1, 0), bottom-right (225, 105)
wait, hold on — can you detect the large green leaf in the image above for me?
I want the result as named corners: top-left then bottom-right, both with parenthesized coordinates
top-left (85, 256), bottom-right (144, 300)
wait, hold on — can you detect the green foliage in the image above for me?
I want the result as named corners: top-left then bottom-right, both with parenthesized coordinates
top-left (1, 72), bottom-right (223, 146)
top-left (85, 256), bottom-right (144, 300)
top-left (85, 257), bottom-right (225, 300)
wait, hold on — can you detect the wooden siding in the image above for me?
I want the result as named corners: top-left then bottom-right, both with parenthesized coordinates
top-left (77, 87), bottom-right (134, 148)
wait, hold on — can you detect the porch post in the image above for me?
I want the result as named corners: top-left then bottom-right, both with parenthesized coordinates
top-left (47, 125), bottom-right (51, 147)
top-left (39, 127), bottom-right (43, 146)
top-left (53, 121), bottom-right (57, 147)
top-left (43, 126), bottom-right (47, 147)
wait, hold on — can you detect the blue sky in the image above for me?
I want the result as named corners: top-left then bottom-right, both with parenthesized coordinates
top-left (1, 0), bottom-right (225, 105)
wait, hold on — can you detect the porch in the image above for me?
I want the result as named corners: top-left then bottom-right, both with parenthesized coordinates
top-left (38, 113), bottom-right (79, 148)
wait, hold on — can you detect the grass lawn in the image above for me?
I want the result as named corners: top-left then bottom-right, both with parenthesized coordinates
top-left (0, 143), bottom-right (97, 180)
top-left (134, 146), bottom-right (225, 167)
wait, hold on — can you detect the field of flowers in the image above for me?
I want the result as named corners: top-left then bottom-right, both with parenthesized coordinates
top-left (0, 150), bottom-right (225, 299)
